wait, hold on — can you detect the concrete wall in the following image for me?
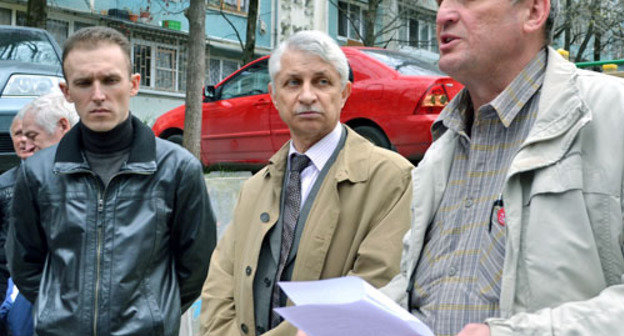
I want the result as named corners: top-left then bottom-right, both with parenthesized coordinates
top-left (179, 171), bottom-right (252, 336)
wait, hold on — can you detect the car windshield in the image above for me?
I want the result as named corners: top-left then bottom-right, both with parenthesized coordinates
top-left (0, 29), bottom-right (60, 66)
top-left (360, 49), bottom-right (443, 76)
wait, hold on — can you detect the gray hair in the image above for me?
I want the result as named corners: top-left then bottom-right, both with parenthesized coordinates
top-left (18, 92), bottom-right (79, 134)
top-left (269, 30), bottom-right (349, 89)
top-left (11, 111), bottom-right (23, 125)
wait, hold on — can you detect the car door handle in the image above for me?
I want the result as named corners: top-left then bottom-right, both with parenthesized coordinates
top-left (253, 99), bottom-right (270, 108)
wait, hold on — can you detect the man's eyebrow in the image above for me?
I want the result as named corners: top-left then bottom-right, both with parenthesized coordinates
top-left (72, 76), bottom-right (92, 83)
top-left (313, 70), bottom-right (331, 77)
top-left (282, 71), bottom-right (301, 78)
top-left (283, 69), bottom-right (331, 78)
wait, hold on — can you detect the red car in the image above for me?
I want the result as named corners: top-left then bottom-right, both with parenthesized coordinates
top-left (152, 47), bottom-right (462, 167)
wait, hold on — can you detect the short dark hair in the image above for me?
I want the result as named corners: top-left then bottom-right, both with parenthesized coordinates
top-left (62, 26), bottom-right (132, 78)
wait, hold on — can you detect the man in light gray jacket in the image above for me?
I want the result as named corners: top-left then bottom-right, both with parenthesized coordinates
top-left (378, 0), bottom-right (624, 335)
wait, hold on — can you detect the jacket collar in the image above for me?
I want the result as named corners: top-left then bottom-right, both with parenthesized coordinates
top-left (507, 47), bottom-right (592, 177)
top-left (264, 125), bottom-right (371, 183)
top-left (53, 115), bottom-right (157, 174)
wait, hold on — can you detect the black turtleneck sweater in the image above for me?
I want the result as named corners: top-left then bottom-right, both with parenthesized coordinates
top-left (80, 115), bottom-right (133, 186)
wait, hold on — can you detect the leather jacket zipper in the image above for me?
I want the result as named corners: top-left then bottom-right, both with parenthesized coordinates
top-left (58, 169), bottom-right (151, 336)
top-left (94, 192), bottom-right (104, 336)
top-left (92, 171), bottom-right (140, 335)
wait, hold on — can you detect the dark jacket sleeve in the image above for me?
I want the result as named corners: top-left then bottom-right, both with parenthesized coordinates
top-left (5, 164), bottom-right (47, 303)
top-left (0, 167), bottom-right (18, 278)
top-left (171, 157), bottom-right (216, 312)
top-left (0, 187), bottom-right (10, 276)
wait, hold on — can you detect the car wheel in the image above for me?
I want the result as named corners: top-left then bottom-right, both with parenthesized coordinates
top-left (353, 126), bottom-right (391, 149)
top-left (166, 134), bottom-right (184, 146)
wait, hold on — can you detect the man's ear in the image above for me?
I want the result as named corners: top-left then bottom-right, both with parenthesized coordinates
top-left (57, 117), bottom-right (71, 135)
top-left (268, 82), bottom-right (278, 109)
top-left (340, 81), bottom-right (352, 108)
top-left (130, 73), bottom-right (141, 96)
top-left (59, 81), bottom-right (73, 103)
top-left (523, 0), bottom-right (550, 35)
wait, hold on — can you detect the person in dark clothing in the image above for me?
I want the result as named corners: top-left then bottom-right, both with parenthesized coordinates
top-left (0, 113), bottom-right (33, 336)
top-left (5, 26), bottom-right (217, 336)
top-left (0, 91), bottom-right (78, 336)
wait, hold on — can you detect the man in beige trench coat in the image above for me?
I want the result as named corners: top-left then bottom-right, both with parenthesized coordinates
top-left (200, 30), bottom-right (414, 336)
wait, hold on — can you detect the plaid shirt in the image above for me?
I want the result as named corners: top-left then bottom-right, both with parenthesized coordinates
top-left (411, 50), bottom-right (546, 336)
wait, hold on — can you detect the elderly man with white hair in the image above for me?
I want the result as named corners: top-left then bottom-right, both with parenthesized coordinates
top-left (20, 92), bottom-right (79, 152)
top-left (200, 30), bottom-right (415, 336)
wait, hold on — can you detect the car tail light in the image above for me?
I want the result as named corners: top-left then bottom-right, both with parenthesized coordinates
top-left (418, 81), bottom-right (454, 114)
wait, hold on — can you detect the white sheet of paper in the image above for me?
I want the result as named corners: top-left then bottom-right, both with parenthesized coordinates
top-left (275, 276), bottom-right (434, 336)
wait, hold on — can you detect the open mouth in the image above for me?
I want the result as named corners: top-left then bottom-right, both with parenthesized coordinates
top-left (438, 34), bottom-right (459, 51)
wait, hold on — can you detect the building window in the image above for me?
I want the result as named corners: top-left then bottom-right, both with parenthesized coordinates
top-left (338, 1), bottom-right (364, 40)
top-left (133, 44), bottom-right (152, 87)
top-left (74, 21), bottom-right (93, 32)
top-left (207, 58), bottom-right (240, 85)
top-left (398, 6), bottom-right (437, 52)
top-left (208, 0), bottom-right (249, 13)
top-left (178, 46), bottom-right (188, 92)
top-left (419, 22), bottom-right (430, 49)
top-left (133, 41), bottom-right (181, 92)
top-left (15, 11), bottom-right (26, 26)
top-left (47, 19), bottom-right (69, 47)
top-left (0, 7), bottom-right (11, 25)
top-left (155, 46), bottom-right (177, 91)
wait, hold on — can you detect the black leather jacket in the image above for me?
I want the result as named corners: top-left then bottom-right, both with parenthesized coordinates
top-left (6, 116), bottom-right (216, 336)
top-left (0, 166), bottom-right (17, 280)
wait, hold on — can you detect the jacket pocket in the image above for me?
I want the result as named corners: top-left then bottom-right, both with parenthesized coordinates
top-left (518, 153), bottom-right (610, 310)
top-left (523, 153), bottom-right (583, 204)
top-left (34, 282), bottom-right (77, 336)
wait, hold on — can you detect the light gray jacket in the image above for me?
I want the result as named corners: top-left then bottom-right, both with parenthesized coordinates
top-left (381, 48), bottom-right (624, 335)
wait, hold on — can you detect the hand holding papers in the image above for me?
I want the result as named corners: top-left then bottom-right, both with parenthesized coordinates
top-left (274, 276), bottom-right (434, 336)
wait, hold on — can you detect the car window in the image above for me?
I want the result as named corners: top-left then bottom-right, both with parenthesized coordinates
top-left (0, 29), bottom-right (60, 66)
top-left (220, 60), bottom-right (270, 100)
top-left (360, 49), bottom-right (443, 76)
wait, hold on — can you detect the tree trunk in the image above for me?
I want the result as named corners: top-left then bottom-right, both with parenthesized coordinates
top-left (575, 21), bottom-right (593, 62)
top-left (241, 0), bottom-right (259, 65)
top-left (363, 0), bottom-right (381, 46)
top-left (183, 0), bottom-right (206, 160)
top-left (564, 0), bottom-right (571, 52)
top-left (26, 0), bottom-right (47, 29)
top-left (593, 31), bottom-right (601, 62)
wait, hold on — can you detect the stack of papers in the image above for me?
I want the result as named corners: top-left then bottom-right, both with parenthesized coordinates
top-left (275, 276), bottom-right (434, 336)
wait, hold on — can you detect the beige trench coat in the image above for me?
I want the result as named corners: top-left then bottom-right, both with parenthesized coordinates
top-left (201, 126), bottom-right (414, 336)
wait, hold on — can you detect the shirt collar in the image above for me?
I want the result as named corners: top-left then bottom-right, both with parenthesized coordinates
top-left (488, 49), bottom-right (546, 127)
top-left (433, 89), bottom-right (472, 140)
top-left (288, 122), bottom-right (342, 171)
top-left (432, 49), bottom-right (547, 138)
